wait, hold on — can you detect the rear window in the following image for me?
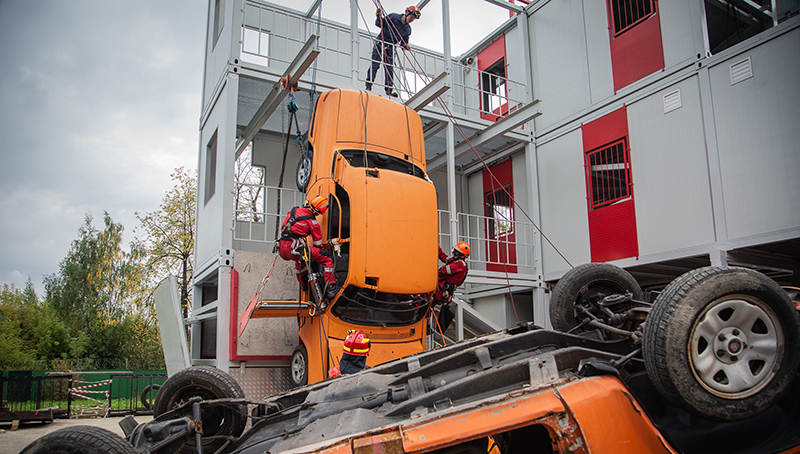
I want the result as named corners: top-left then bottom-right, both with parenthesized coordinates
top-left (332, 286), bottom-right (430, 326)
top-left (339, 150), bottom-right (425, 179)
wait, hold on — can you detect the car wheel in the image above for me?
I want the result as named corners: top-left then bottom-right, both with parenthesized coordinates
top-left (296, 151), bottom-right (313, 192)
top-left (20, 425), bottom-right (136, 454)
top-left (291, 345), bottom-right (309, 387)
top-left (153, 366), bottom-right (247, 452)
top-left (643, 266), bottom-right (800, 421)
top-left (549, 262), bottom-right (645, 338)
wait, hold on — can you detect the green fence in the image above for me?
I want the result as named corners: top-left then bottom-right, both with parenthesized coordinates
top-left (1, 370), bottom-right (167, 419)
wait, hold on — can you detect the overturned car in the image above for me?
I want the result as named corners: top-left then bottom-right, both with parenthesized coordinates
top-left (22, 265), bottom-right (800, 454)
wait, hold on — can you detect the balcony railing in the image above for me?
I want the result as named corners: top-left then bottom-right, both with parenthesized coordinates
top-left (438, 210), bottom-right (538, 277)
top-left (238, 1), bottom-right (528, 122)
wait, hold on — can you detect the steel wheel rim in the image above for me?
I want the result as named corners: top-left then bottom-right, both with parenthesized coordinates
top-left (689, 295), bottom-right (783, 398)
top-left (291, 351), bottom-right (306, 383)
top-left (297, 156), bottom-right (311, 188)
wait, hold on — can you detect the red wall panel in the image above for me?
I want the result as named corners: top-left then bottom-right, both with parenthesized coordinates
top-left (483, 159), bottom-right (518, 273)
top-left (582, 106), bottom-right (639, 262)
top-left (587, 199), bottom-right (639, 262)
top-left (608, 5), bottom-right (665, 92)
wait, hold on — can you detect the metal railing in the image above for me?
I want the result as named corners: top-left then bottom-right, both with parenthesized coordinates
top-left (234, 184), bottom-right (306, 243)
top-left (439, 209), bottom-right (538, 276)
top-left (238, 1), bottom-right (529, 122)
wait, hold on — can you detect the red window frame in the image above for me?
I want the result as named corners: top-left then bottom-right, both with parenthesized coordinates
top-left (609, 0), bottom-right (657, 37)
top-left (585, 138), bottom-right (633, 210)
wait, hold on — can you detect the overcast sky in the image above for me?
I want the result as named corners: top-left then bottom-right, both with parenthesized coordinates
top-left (0, 0), bottom-right (510, 296)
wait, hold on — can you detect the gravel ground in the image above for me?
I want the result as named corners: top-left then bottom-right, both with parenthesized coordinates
top-left (0, 415), bottom-right (152, 453)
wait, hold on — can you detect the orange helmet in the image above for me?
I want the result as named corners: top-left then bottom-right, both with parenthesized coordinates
top-left (454, 241), bottom-right (470, 257)
top-left (342, 329), bottom-right (370, 356)
top-left (405, 5), bottom-right (421, 18)
top-left (308, 195), bottom-right (328, 214)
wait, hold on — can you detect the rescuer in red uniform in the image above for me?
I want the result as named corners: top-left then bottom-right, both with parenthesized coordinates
top-left (278, 195), bottom-right (336, 300)
top-left (328, 329), bottom-right (371, 378)
top-left (433, 242), bottom-right (470, 331)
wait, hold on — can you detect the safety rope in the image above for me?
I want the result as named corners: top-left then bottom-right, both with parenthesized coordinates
top-left (359, 0), bottom-right (574, 325)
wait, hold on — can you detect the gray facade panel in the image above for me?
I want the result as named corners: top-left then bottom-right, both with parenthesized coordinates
top-left (536, 129), bottom-right (590, 275)
top-left (196, 81), bottom-right (235, 272)
top-left (531, 0), bottom-right (590, 131)
top-left (627, 76), bottom-right (716, 256)
top-left (582, 0), bottom-right (614, 104)
top-left (659, 0), bottom-right (697, 68)
top-left (711, 28), bottom-right (800, 239)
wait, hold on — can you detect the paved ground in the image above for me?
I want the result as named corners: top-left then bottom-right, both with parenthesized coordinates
top-left (0, 415), bottom-right (152, 453)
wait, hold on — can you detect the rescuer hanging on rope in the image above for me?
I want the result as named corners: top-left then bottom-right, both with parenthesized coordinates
top-left (365, 5), bottom-right (420, 97)
top-left (328, 329), bottom-right (371, 378)
top-left (433, 242), bottom-right (470, 331)
top-left (277, 195), bottom-right (337, 300)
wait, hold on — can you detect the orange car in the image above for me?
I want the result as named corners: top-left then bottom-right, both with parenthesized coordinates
top-left (247, 89), bottom-right (438, 386)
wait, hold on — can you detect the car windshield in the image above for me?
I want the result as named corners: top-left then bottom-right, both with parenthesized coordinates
top-left (338, 150), bottom-right (425, 179)
top-left (332, 285), bottom-right (431, 326)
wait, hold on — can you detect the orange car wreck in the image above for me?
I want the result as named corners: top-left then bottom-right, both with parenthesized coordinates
top-left (23, 267), bottom-right (800, 454)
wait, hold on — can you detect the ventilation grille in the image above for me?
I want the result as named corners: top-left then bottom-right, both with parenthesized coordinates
top-left (730, 57), bottom-right (753, 85)
top-left (663, 89), bottom-right (682, 114)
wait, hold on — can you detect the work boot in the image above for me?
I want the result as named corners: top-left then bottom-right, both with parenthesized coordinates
top-left (365, 81), bottom-right (372, 91)
top-left (325, 284), bottom-right (338, 300)
top-left (385, 88), bottom-right (398, 97)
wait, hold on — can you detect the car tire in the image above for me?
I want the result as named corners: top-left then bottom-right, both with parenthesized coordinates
top-left (296, 151), bottom-right (313, 192)
top-left (291, 345), bottom-right (309, 387)
top-left (20, 425), bottom-right (136, 454)
top-left (549, 262), bottom-right (644, 337)
top-left (153, 366), bottom-right (247, 452)
top-left (643, 266), bottom-right (800, 421)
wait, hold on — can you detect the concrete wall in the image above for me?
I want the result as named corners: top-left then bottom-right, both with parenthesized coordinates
top-left (234, 250), bottom-right (299, 356)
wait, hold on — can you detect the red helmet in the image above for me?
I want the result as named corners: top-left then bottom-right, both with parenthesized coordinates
top-left (454, 241), bottom-right (470, 257)
top-left (405, 5), bottom-right (421, 18)
top-left (308, 195), bottom-right (328, 214)
top-left (342, 329), bottom-right (370, 356)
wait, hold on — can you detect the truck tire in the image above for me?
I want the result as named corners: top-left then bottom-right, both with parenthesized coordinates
top-left (20, 425), bottom-right (136, 454)
top-left (153, 366), bottom-right (247, 452)
top-left (549, 262), bottom-right (644, 337)
top-left (643, 266), bottom-right (800, 421)
top-left (291, 345), bottom-right (309, 387)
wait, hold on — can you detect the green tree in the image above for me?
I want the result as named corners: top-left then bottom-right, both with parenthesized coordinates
top-left (0, 284), bottom-right (37, 367)
top-left (135, 167), bottom-right (196, 318)
top-left (44, 212), bottom-right (149, 360)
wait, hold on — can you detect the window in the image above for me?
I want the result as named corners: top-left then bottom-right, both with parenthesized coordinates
top-left (481, 59), bottom-right (508, 117)
top-left (610, 0), bottom-right (656, 36)
top-left (486, 186), bottom-right (514, 238)
top-left (213, 0), bottom-right (225, 47)
top-left (241, 26), bottom-right (270, 66)
top-left (477, 35), bottom-right (508, 121)
top-left (205, 131), bottom-right (218, 205)
top-left (585, 138), bottom-right (632, 210)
